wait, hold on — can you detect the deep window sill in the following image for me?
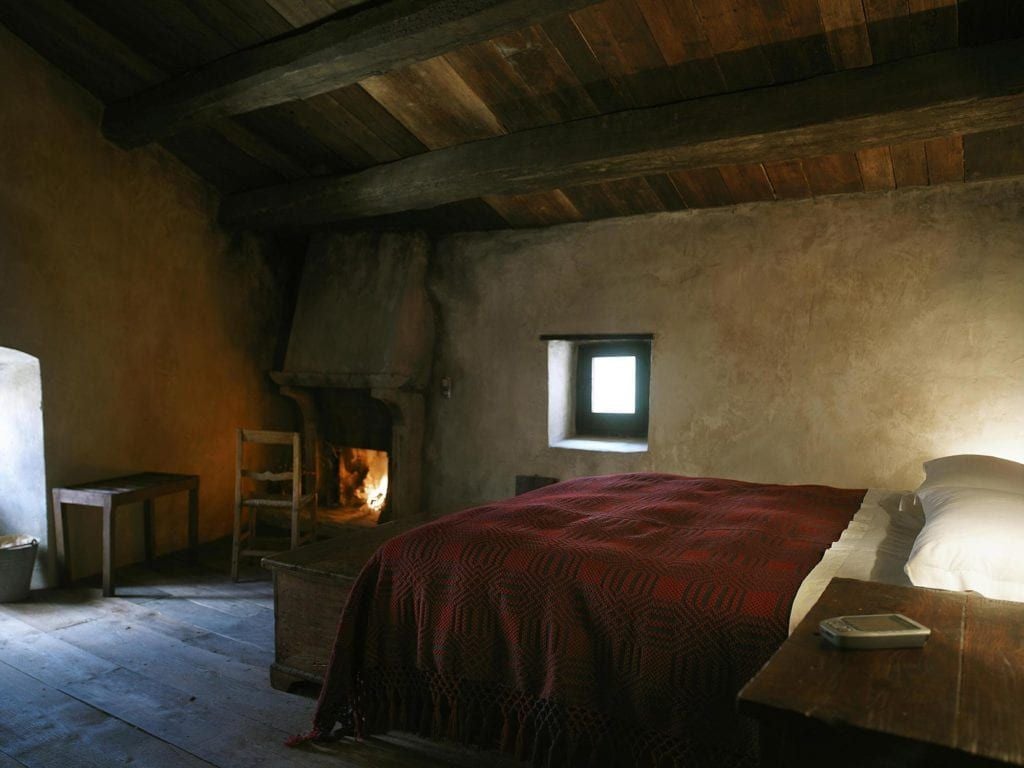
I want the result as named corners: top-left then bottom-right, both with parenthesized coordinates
top-left (550, 437), bottom-right (648, 453)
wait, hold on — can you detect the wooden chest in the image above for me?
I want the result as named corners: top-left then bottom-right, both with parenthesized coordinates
top-left (262, 520), bottom-right (421, 692)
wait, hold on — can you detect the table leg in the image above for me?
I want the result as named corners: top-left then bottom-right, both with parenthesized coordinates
top-left (102, 498), bottom-right (116, 598)
top-left (188, 482), bottom-right (199, 564)
top-left (143, 499), bottom-right (155, 566)
top-left (52, 490), bottom-right (69, 587)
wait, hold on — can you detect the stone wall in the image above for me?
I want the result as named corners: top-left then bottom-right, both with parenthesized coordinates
top-left (426, 179), bottom-right (1024, 514)
top-left (0, 26), bottom-right (292, 582)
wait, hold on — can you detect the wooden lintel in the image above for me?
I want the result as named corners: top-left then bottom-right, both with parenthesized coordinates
top-left (219, 38), bottom-right (1024, 230)
top-left (101, 0), bottom-right (604, 148)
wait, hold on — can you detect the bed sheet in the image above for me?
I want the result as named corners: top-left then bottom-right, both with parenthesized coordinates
top-left (790, 488), bottom-right (924, 632)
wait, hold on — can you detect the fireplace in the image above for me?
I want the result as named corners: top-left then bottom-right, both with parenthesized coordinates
top-left (271, 230), bottom-right (433, 528)
top-left (270, 379), bottom-right (424, 528)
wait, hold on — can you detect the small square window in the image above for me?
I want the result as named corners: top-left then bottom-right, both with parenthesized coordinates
top-left (544, 334), bottom-right (652, 451)
top-left (575, 340), bottom-right (651, 439)
top-left (591, 356), bottom-right (637, 414)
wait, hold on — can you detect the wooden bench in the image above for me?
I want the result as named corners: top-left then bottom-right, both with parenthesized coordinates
top-left (262, 519), bottom-right (421, 691)
top-left (53, 472), bottom-right (199, 597)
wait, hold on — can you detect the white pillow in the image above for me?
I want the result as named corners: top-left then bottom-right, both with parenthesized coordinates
top-left (918, 454), bottom-right (1024, 495)
top-left (905, 486), bottom-right (1024, 602)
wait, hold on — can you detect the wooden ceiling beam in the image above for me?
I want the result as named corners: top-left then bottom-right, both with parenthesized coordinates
top-left (219, 38), bottom-right (1024, 229)
top-left (101, 0), bottom-right (605, 148)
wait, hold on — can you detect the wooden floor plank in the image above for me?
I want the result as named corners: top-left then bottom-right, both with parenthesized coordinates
top-left (1, 584), bottom-right (267, 666)
top-left (118, 577), bottom-right (274, 613)
top-left (0, 543), bottom-right (513, 768)
top-left (53, 616), bottom-right (312, 735)
top-left (0, 660), bottom-right (214, 768)
top-left (123, 563), bottom-right (276, 616)
top-left (2, 567), bottom-right (271, 671)
top-left (115, 597), bottom-right (272, 667)
top-left (0, 613), bottom-right (119, 687)
top-left (59, 667), bottom-right (459, 768)
top-left (139, 581), bottom-right (272, 618)
top-left (0, 594), bottom-right (269, 698)
top-left (133, 597), bottom-right (275, 663)
top-left (0, 587), bottom-right (144, 633)
top-left (58, 666), bottom-right (322, 768)
top-left (113, 576), bottom-right (275, 653)
top-left (0, 750), bottom-right (28, 768)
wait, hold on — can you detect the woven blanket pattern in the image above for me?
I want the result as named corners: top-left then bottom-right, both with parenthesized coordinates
top-left (312, 473), bottom-right (865, 766)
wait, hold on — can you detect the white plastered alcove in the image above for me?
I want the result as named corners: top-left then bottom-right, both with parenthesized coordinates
top-left (0, 347), bottom-right (48, 587)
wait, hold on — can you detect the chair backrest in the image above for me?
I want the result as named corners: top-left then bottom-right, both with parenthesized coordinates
top-left (236, 429), bottom-right (301, 502)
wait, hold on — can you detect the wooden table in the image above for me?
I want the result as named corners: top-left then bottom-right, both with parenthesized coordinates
top-left (738, 577), bottom-right (1024, 767)
top-left (261, 519), bottom-right (420, 692)
top-left (53, 472), bottom-right (199, 597)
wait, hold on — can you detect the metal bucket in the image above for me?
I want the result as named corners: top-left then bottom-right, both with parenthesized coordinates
top-left (0, 535), bottom-right (38, 602)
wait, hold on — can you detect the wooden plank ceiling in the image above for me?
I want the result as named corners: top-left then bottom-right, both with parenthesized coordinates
top-left (2, 0), bottom-right (1023, 232)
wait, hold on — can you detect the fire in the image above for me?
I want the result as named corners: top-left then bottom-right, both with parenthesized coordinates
top-left (336, 447), bottom-right (389, 514)
top-left (365, 473), bottom-right (388, 512)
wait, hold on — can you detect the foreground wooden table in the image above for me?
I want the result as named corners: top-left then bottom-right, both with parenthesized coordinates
top-left (739, 577), bottom-right (1024, 767)
top-left (262, 519), bottom-right (421, 691)
top-left (53, 472), bottom-right (199, 597)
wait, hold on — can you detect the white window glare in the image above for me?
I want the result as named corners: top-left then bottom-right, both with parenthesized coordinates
top-left (591, 355), bottom-right (636, 414)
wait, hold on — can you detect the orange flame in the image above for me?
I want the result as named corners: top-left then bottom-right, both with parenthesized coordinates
top-left (365, 473), bottom-right (388, 512)
top-left (337, 447), bottom-right (388, 514)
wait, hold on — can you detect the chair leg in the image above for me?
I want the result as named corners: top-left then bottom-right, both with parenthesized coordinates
top-left (290, 502), bottom-right (299, 549)
top-left (230, 501), bottom-right (242, 582)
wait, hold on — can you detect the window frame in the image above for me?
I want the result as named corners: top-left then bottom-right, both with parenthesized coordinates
top-left (574, 339), bottom-right (651, 439)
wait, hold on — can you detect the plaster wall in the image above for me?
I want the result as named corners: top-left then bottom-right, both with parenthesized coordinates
top-left (0, 27), bottom-right (291, 582)
top-left (426, 179), bottom-right (1024, 514)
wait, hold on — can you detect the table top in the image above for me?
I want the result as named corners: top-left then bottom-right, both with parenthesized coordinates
top-left (54, 472), bottom-right (199, 505)
top-left (738, 577), bottom-right (1024, 766)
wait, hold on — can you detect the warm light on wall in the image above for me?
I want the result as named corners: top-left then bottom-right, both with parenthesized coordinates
top-left (938, 440), bottom-right (1024, 466)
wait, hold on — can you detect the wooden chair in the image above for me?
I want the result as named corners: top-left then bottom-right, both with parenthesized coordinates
top-left (232, 429), bottom-right (317, 581)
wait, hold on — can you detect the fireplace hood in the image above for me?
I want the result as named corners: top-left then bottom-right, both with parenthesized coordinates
top-left (272, 230), bottom-right (434, 390)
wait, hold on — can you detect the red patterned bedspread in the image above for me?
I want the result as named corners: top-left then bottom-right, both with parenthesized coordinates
top-left (310, 473), bottom-right (865, 766)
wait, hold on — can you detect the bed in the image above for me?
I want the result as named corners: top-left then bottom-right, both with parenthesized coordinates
top-left (296, 473), bottom-right (934, 765)
top-left (294, 471), bottom-right (935, 766)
